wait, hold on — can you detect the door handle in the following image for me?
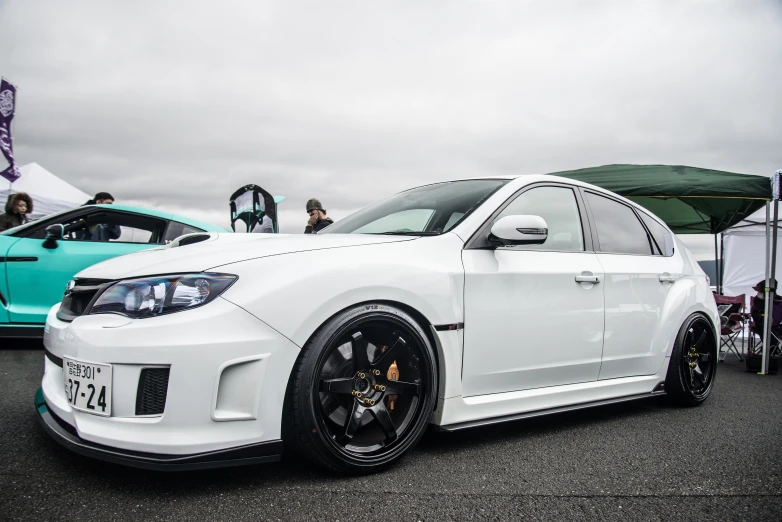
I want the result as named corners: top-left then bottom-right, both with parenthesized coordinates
top-left (575, 275), bottom-right (600, 284)
top-left (659, 273), bottom-right (676, 283)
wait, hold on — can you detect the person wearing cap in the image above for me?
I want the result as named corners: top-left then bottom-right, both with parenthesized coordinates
top-left (750, 279), bottom-right (782, 344)
top-left (304, 198), bottom-right (334, 234)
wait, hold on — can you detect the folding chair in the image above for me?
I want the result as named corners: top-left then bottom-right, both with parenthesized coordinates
top-left (713, 293), bottom-right (746, 362)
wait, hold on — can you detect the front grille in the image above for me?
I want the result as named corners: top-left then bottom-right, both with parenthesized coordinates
top-left (57, 279), bottom-right (112, 322)
top-left (135, 368), bottom-right (171, 416)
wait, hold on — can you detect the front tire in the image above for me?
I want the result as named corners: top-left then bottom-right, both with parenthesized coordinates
top-left (284, 303), bottom-right (438, 474)
top-left (665, 313), bottom-right (717, 406)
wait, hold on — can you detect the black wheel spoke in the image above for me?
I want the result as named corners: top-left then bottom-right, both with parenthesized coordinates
top-left (698, 352), bottom-right (711, 363)
top-left (369, 402), bottom-right (398, 443)
top-left (384, 379), bottom-right (420, 396)
top-left (320, 377), bottom-right (355, 394)
top-left (350, 331), bottom-right (370, 370)
top-left (693, 366), bottom-right (706, 387)
top-left (340, 402), bottom-right (366, 443)
top-left (372, 335), bottom-right (406, 368)
top-left (693, 329), bottom-right (708, 350)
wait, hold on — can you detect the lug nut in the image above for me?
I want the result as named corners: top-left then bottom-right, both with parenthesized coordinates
top-left (352, 390), bottom-right (362, 397)
top-left (357, 372), bottom-right (365, 379)
top-left (363, 398), bottom-right (375, 406)
top-left (371, 369), bottom-right (381, 376)
top-left (373, 384), bottom-right (386, 392)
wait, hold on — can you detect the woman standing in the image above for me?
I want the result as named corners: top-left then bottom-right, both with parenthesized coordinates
top-left (0, 192), bottom-right (33, 231)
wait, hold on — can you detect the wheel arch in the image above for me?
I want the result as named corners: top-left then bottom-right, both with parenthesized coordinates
top-left (281, 299), bottom-right (447, 423)
top-left (660, 277), bottom-right (720, 360)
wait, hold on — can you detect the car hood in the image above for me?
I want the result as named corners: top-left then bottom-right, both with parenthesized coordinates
top-left (76, 233), bottom-right (418, 280)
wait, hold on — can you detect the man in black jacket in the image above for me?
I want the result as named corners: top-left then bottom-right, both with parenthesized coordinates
top-left (304, 198), bottom-right (333, 234)
top-left (76, 191), bottom-right (122, 241)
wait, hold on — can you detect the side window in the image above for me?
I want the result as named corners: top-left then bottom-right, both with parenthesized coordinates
top-left (585, 192), bottom-right (653, 255)
top-left (639, 211), bottom-right (674, 257)
top-left (494, 186), bottom-right (585, 252)
top-left (59, 211), bottom-right (165, 244)
top-left (164, 221), bottom-right (204, 243)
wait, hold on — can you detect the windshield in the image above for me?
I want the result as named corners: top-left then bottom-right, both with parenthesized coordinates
top-left (321, 179), bottom-right (508, 235)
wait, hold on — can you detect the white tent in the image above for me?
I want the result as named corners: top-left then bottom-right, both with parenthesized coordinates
top-left (723, 207), bottom-right (782, 301)
top-left (0, 162), bottom-right (90, 220)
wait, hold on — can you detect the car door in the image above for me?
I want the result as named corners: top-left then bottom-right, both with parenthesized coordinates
top-left (581, 190), bottom-right (675, 380)
top-left (461, 184), bottom-right (605, 397)
top-left (5, 209), bottom-right (167, 324)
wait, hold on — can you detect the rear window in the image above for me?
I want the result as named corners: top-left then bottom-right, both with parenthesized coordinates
top-left (585, 192), bottom-right (653, 255)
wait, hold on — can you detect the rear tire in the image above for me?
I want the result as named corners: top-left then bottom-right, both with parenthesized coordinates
top-left (283, 303), bottom-right (438, 474)
top-left (665, 313), bottom-right (717, 406)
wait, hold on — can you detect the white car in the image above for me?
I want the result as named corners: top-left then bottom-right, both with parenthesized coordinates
top-left (36, 175), bottom-right (719, 473)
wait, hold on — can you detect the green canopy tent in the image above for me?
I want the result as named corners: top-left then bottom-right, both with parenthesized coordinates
top-left (549, 164), bottom-right (780, 375)
top-left (549, 164), bottom-right (771, 234)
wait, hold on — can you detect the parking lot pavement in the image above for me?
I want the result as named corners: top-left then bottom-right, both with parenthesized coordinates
top-left (1, 346), bottom-right (780, 522)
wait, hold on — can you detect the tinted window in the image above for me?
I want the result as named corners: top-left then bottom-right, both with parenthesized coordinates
top-left (585, 192), bottom-right (652, 255)
top-left (638, 211), bottom-right (674, 257)
top-left (494, 186), bottom-right (584, 252)
top-left (321, 179), bottom-right (508, 235)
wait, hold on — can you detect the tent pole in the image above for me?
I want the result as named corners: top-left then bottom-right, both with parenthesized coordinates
top-left (714, 234), bottom-right (720, 293)
top-left (763, 199), bottom-right (779, 375)
top-left (762, 202), bottom-right (772, 375)
top-left (720, 234), bottom-right (725, 294)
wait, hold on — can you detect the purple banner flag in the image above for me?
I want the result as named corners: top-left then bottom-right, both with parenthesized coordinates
top-left (0, 78), bottom-right (21, 183)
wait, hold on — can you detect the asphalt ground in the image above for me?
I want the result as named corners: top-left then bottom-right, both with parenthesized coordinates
top-left (1, 341), bottom-right (780, 521)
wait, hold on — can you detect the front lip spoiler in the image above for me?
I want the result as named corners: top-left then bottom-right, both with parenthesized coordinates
top-left (34, 388), bottom-right (283, 471)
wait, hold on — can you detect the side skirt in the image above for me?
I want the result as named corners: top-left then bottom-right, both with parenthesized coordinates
top-left (438, 387), bottom-right (665, 432)
top-left (0, 324), bottom-right (44, 338)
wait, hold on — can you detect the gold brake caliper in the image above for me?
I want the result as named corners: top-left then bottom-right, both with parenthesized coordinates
top-left (380, 344), bottom-right (400, 411)
top-left (387, 360), bottom-right (399, 411)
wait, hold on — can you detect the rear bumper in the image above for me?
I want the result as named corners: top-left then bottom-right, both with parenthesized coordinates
top-left (35, 387), bottom-right (283, 471)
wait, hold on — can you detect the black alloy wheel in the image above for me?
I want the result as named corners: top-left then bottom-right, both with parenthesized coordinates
top-left (665, 314), bottom-right (717, 406)
top-left (284, 303), bottom-right (438, 473)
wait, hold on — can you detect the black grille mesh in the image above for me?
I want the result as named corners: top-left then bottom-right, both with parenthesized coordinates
top-left (135, 368), bottom-right (170, 415)
top-left (58, 279), bottom-right (112, 321)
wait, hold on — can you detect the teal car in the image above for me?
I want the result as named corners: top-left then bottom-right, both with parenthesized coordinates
top-left (0, 204), bottom-right (228, 338)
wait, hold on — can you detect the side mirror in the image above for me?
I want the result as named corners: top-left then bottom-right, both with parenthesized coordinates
top-left (43, 224), bottom-right (64, 249)
top-left (490, 215), bottom-right (548, 246)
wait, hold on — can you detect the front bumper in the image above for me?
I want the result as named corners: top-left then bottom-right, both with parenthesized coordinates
top-left (35, 388), bottom-right (283, 471)
top-left (39, 296), bottom-right (300, 465)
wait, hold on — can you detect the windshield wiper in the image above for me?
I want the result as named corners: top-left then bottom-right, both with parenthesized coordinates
top-left (371, 231), bottom-right (441, 236)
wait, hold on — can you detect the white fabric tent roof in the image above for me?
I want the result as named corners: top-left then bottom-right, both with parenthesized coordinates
top-left (0, 162), bottom-right (90, 220)
top-left (722, 207), bottom-right (782, 301)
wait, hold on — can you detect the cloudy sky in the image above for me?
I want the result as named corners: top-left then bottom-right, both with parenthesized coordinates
top-left (1, 0), bottom-right (781, 257)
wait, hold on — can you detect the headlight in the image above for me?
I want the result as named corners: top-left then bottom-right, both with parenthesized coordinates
top-left (89, 273), bottom-right (237, 319)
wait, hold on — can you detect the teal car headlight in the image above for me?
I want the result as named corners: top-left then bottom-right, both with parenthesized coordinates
top-left (89, 273), bottom-right (237, 319)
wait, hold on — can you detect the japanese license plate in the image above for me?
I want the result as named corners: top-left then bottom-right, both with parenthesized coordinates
top-left (63, 357), bottom-right (112, 416)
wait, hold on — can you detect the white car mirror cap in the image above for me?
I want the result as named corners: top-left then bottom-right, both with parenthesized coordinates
top-left (490, 215), bottom-right (548, 245)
